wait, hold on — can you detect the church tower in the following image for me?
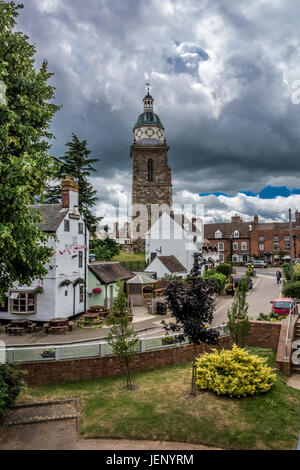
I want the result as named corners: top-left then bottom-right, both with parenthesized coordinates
top-left (131, 86), bottom-right (172, 243)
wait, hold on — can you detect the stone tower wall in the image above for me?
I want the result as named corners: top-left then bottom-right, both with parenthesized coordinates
top-left (131, 143), bottom-right (173, 241)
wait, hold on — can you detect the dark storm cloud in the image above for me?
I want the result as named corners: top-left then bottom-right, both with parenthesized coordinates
top-left (14, 0), bottom-right (300, 219)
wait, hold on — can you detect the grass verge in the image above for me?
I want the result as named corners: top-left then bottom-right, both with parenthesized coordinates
top-left (18, 347), bottom-right (300, 450)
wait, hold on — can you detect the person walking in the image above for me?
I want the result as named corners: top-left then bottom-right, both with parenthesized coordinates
top-left (276, 270), bottom-right (282, 284)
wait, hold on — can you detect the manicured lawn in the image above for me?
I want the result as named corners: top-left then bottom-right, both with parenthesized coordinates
top-left (113, 252), bottom-right (146, 262)
top-left (113, 251), bottom-right (146, 269)
top-left (19, 348), bottom-right (300, 450)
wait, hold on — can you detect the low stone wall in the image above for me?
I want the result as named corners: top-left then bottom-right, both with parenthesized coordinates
top-left (19, 321), bottom-right (282, 386)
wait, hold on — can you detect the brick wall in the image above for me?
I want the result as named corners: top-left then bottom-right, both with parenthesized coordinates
top-left (275, 315), bottom-right (298, 376)
top-left (20, 321), bottom-right (283, 386)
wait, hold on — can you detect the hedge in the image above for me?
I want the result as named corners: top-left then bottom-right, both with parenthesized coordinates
top-left (282, 281), bottom-right (300, 298)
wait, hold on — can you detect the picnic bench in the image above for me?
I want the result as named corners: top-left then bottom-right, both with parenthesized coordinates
top-left (50, 326), bottom-right (66, 335)
top-left (7, 326), bottom-right (24, 336)
top-left (5, 320), bottom-right (36, 335)
top-left (44, 318), bottom-right (75, 334)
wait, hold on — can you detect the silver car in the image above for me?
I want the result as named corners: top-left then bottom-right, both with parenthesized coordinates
top-left (246, 260), bottom-right (268, 268)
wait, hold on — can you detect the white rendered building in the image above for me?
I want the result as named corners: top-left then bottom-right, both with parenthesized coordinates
top-left (0, 177), bottom-right (89, 322)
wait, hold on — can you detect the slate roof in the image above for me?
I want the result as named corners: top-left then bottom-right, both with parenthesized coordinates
top-left (89, 262), bottom-right (134, 284)
top-left (204, 221), bottom-right (251, 239)
top-left (157, 255), bottom-right (187, 273)
top-left (29, 204), bottom-right (68, 232)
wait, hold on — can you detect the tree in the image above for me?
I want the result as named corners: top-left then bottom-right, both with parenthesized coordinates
top-left (45, 133), bottom-right (101, 232)
top-left (162, 254), bottom-right (219, 395)
top-left (0, 363), bottom-right (24, 415)
top-left (216, 263), bottom-right (231, 278)
top-left (106, 282), bottom-right (139, 390)
top-left (227, 278), bottom-right (251, 346)
top-left (89, 237), bottom-right (121, 261)
top-left (0, 1), bottom-right (60, 298)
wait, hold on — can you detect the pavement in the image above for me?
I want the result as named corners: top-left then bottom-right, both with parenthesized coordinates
top-left (287, 374), bottom-right (300, 391)
top-left (0, 400), bottom-right (220, 450)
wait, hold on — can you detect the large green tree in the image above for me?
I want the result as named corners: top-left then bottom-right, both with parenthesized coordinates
top-left (45, 133), bottom-right (101, 233)
top-left (0, 1), bottom-right (60, 298)
top-left (89, 237), bottom-right (121, 261)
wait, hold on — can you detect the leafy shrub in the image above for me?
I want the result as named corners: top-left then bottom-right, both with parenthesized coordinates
top-left (283, 263), bottom-right (291, 281)
top-left (257, 312), bottom-right (283, 322)
top-left (282, 281), bottom-right (300, 298)
top-left (162, 335), bottom-right (174, 345)
top-left (0, 364), bottom-right (24, 414)
top-left (216, 263), bottom-right (231, 277)
top-left (196, 345), bottom-right (276, 398)
top-left (294, 264), bottom-right (300, 281)
top-left (203, 271), bottom-right (227, 292)
top-left (202, 268), bottom-right (216, 278)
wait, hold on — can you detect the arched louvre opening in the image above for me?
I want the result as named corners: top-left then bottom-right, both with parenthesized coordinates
top-left (148, 159), bottom-right (153, 182)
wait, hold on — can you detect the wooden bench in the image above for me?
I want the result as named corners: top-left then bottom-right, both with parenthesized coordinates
top-left (50, 326), bottom-right (66, 335)
top-left (5, 323), bottom-right (13, 334)
top-left (27, 322), bottom-right (36, 333)
top-left (7, 327), bottom-right (24, 336)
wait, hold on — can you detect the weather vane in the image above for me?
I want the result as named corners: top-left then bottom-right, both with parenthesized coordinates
top-left (145, 82), bottom-right (151, 94)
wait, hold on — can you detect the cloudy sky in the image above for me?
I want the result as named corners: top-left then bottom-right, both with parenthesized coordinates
top-left (16, 0), bottom-right (300, 225)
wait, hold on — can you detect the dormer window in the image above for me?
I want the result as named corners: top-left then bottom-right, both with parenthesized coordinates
top-left (215, 230), bottom-right (222, 239)
top-left (234, 230), bottom-right (239, 238)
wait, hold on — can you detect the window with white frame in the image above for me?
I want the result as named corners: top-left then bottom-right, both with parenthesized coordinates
top-left (241, 242), bottom-right (247, 251)
top-left (10, 291), bottom-right (36, 314)
top-left (219, 254), bottom-right (224, 262)
top-left (233, 255), bottom-right (239, 262)
top-left (233, 242), bottom-right (238, 250)
top-left (79, 285), bottom-right (84, 303)
top-left (64, 219), bottom-right (70, 232)
top-left (273, 243), bottom-right (279, 251)
top-left (218, 242), bottom-right (224, 251)
top-left (233, 230), bottom-right (240, 238)
top-left (215, 230), bottom-right (222, 238)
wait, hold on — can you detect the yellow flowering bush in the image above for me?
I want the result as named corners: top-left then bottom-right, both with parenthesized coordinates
top-left (195, 345), bottom-right (276, 398)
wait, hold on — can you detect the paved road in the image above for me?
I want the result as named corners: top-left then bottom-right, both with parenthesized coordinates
top-left (212, 268), bottom-right (282, 326)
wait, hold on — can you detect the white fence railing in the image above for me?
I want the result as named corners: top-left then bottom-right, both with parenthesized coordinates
top-left (2, 324), bottom-right (229, 364)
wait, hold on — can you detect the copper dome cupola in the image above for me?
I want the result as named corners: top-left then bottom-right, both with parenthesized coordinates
top-left (133, 85), bottom-right (165, 144)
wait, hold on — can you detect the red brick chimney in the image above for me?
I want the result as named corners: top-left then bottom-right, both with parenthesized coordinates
top-left (61, 175), bottom-right (79, 209)
top-left (253, 215), bottom-right (259, 225)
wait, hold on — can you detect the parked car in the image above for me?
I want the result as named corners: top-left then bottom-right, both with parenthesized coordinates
top-left (270, 297), bottom-right (298, 316)
top-left (233, 276), bottom-right (253, 290)
top-left (245, 260), bottom-right (268, 268)
top-left (293, 259), bottom-right (300, 265)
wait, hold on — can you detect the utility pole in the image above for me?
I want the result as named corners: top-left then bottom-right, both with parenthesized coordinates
top-left (289, 209), bottom-right (294, 283)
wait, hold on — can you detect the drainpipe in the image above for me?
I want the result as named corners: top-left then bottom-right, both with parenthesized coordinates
top-left (84, 221), bottom-right (87, 312)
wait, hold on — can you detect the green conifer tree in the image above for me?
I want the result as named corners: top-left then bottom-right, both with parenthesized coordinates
top-left (45, 133), bottom-right (101, 233)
